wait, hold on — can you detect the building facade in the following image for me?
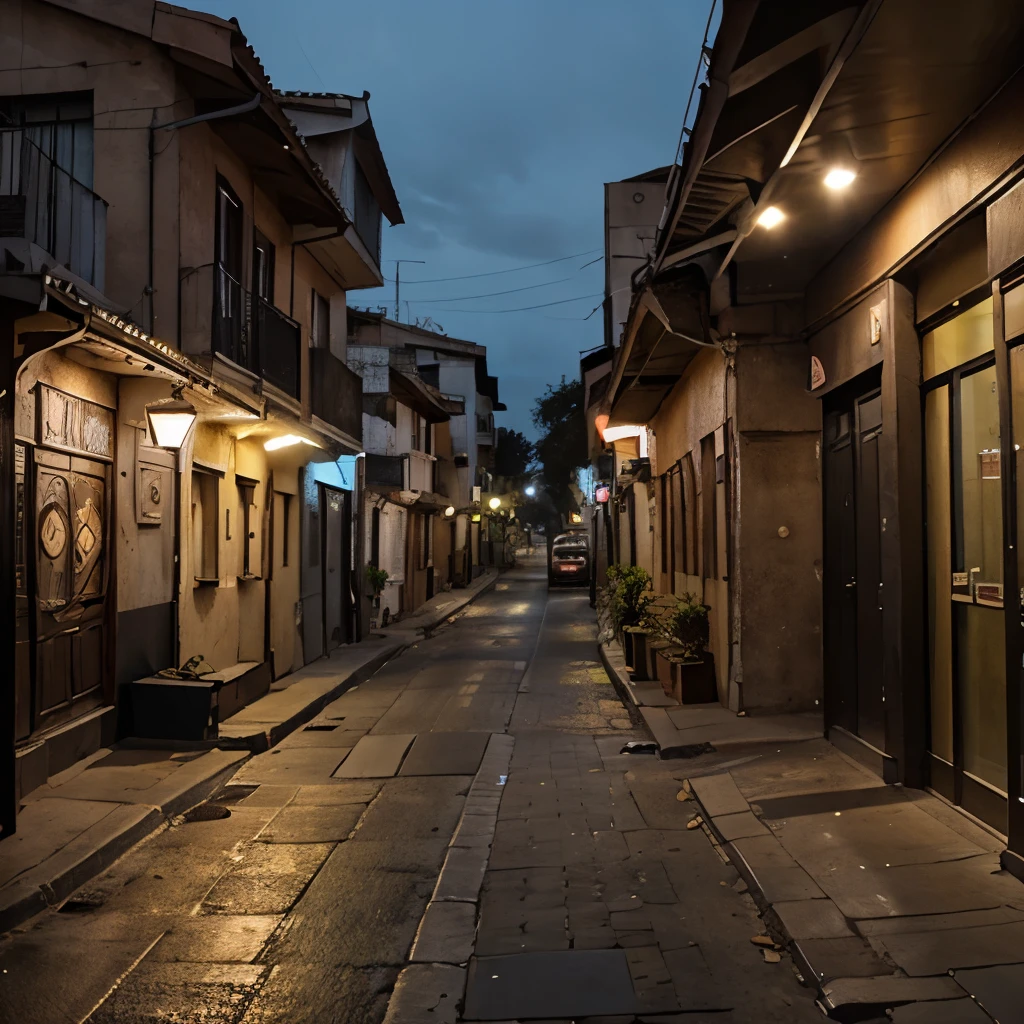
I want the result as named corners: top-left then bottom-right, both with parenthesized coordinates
top-left (598, 0), bottom-right (1024, 873)
top-left (0, 0), bottom-right (401, 836)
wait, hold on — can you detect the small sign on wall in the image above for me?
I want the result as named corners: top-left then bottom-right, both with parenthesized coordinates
top-left (810, 355), bottom-right (826, 390)
top-left (870, 305), bottom-right (883, 345)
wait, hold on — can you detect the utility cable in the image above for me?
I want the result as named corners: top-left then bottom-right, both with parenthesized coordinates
top-left (425, 292), bottom-right (604, 314)
top-left (384, 249), bottom-right (601, 285)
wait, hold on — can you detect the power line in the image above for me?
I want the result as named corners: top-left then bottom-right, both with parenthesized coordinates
top-left (407, 276), bottom-right (573, 304)
top-left (424, 292), bottom-right (604, 314)
top-left (384, 249), bottom-right (602, 285)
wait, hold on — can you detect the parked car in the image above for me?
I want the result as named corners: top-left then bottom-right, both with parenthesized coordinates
top-left (549, 533), bottom-right (590, 586)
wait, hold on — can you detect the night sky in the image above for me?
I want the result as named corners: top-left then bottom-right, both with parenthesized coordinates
top-left (195, 0), bottom-right (714, 437)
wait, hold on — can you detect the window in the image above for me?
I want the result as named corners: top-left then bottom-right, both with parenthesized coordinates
top-left (237, 476), bottom-right (259, 578)
top-left (215, 177), bottom-right (243, 278)
top-left (681, 452), bottom-right (697, 575)
top-left (659, 474), bottom-right (668, 574)
top-left (191, 469), bottom-right (220, 581)
top-left (312, 290), bottom-right (329, 348)
top-left (0, 92), bottom-right (94, 187)
top-left (253, 230), bottom-right (274, 302)
top-left (411, 416), bottom-right (420, 453)
top-left (370, 506), bottom-right (381, 568)
top-left (424, 420), bottom-right (433, 456)
top-left (668, 465), bottom-right (683, 582)
top-left (420, 513), bottom-right (433, 569)
top-left (700, 435), bottom-right (717, 579)
top-left (281, 493), bottom-right (293, 568)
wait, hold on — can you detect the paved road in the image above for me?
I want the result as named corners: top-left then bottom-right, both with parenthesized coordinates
top-left (0, 555), bottom-right (820, 1023)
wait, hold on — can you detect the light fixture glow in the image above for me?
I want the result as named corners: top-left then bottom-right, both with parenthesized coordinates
top-left (756, 206), bottom-right (785, 229)
top-left (524, 485), bottom-right (536, 497)
top-left (595, 413), bottom-right (610, 440)
top-left (488, 497), bottom-right (501, 510)
top-left (263, 434), bottom-right (320, 452)
top-left (824, 167), bottom-right (857, 190)
top-left (145, 395), bottom-right (196, 451)
top-left (471, 513), bottom-right (481, 523)
top-left (570, 512), bottom-right (583, 524)
top-left (444, 505), bottom-right (456, 517)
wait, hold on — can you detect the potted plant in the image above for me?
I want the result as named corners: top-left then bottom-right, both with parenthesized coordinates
top-left (606, 564), bottom-right (653, 669)
top-left (366, 563), bottom-right (389, 628)
top-left (651, 593), bottom-right (716, 704)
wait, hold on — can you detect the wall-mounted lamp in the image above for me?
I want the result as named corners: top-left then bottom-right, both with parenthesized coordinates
top-left (145, 385), bottom-right (196, 451)
top-left (524, 485), bottom-right (536, 497)
top-left (444, 505), bottom-right (456, 517)
top-left (756, 206), bottom-right (785, 229)
top-left (488, 497), bottom-right (502, 510)
top-left (264, 434), bottom-right (320, 452)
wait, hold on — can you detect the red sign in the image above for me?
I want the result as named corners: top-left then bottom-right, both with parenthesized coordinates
top-left (595, 485), bottom-right (610, 503)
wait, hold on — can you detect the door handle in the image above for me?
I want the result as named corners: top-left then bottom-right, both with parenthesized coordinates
top-left (845, 580), bottom-right (857, 589)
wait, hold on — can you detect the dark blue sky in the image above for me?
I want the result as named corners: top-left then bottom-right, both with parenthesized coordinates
top-left (196, 0), bottom-right (712, 436)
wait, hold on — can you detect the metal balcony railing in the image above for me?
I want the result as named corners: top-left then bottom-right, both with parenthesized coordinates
top-left (310, 347), bottom-right (362, 439)
top-left (0, 132), bottom-right (107, 288)
top-left (211, 263), bottom-right (301, 399)
top-left (254, 295), bottom-right (301, 398)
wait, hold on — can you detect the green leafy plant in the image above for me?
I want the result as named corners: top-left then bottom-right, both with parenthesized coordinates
top-left (606, 564), bottom-right (653, 633)
top-left (657, 592), bottom-right (710, 660)
top-left (366, 564), bottom-right (389, 596)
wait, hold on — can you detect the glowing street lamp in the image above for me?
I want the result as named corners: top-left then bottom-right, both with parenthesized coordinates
top-left (145, 387), bottom-right (196, 451)
top-left (488, 497), bottom-right (502, 510)
top-left (524, 485), bottom-right (536, 497)
top-left (444, 505), bottom-right (456, 517)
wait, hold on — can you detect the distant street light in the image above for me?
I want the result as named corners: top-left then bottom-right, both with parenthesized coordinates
top-left (488, 497), bottom-right (502, 510)
top-left (525, 486), bottom-right (536, 497)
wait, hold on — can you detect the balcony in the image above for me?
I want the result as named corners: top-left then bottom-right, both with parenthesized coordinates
top-left (0, 132), bottom-right (107, 289)
top-left (208, 263), bottom-right (301, 399)
top-left (310, 347), bottom-right (362, 440)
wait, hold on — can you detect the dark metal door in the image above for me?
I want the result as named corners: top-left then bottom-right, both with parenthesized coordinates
top-left (323, 486), bottom-right (344, 652)
top-left (854, 391), bottom-right (885, 749)
top-left (824, 372), bottom-right (885, 748)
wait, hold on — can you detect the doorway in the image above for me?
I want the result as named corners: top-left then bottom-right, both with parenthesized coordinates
top-left (823, 367), bottom-right (886, 751)
top-left (322, 485), bottom-right (352, 651)
top-left (18, 446), bottom-right (111, 740)
top-left (924, 297), bottom-right (1006, 829)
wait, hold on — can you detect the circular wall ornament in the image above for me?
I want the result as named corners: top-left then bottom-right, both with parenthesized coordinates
top-left (633, 192), bottom-right (645, 203)
top-left (40, 507), bottom-right (68, 559)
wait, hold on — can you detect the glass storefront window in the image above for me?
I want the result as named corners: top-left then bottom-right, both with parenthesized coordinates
top-left (957, 365), bottom-right (1003, 591)
top-left (925, 386), bottom-right (953, 763)
top-left (926, 298), bottom-right (1006, 802)
top-left (922, 297), bottom-right (994, 380)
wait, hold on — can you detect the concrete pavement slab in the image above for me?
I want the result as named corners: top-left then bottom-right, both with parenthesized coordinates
top-left (399, 731), bottom-right (490, 776)
top-left (870, 920), bottom-right (1024, 976)
top-left (200, 843), bottom-right (334, 915)
top-left (332, 733), bottom-right (414, 778)
top-left (818, 975), bottom-right (966, 1017)
top-left (149, 915), bottom-right (282, 963)
top-left (890, 999), bottom-right (993, 1023)
top-left (713, 810), bottom-right (771, 841)
top-left (383, 963), bottom-right (465, 1024)
top-left (258, 803), bottom-right (365, 844)
top-left (409, 900), bottom-right (477, 963)
top-left (952, 964), bottom-right (1024, 1022)
top-left (290, 781), bottom-right (383, 805)
top-left (232, 747), bottom-right (351, 786)
top-left (688, 773), bottom-right (750, 817)
top-left (771, 898), bottom-right (855, 940)
top-left (350, 776), bottom-right (468, 842)
top-left (853, 904), bottom-right (1024, 937)
top-left (463, 950), bottom-right (637, 1020)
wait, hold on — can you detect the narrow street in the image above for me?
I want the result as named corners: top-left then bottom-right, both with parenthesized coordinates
top-left (0, 556), bottom-right (819, 1024)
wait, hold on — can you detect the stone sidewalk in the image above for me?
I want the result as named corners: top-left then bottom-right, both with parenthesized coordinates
top-left (374, 568), bottom-right (500, 641)
top-left (687, 739), bottom-right (1024, 1022)
top-left (0, 637), bottom-right (405, 935)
